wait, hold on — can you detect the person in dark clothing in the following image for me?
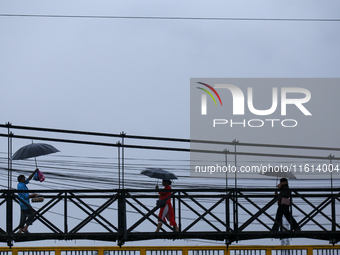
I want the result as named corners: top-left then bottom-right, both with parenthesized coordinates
top-left (271, 178), bottom-right (300, 231)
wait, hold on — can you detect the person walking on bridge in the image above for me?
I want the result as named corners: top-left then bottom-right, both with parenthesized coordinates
top-left (271, 177), bottom-right (300, 232)
top-left (17, 169), bottom-right (39, 234)
top-left (155, 179), bottom-right (179, 232)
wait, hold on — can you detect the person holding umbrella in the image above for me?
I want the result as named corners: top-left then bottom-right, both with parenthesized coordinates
top-left (140, 168), bottom-right (179, 232)
top-left (155, 179), bottom-right (179, 232)
top-left (17, 169), bottom-right (39, 234)
top-left (271, 177), bottom-right (300, 232)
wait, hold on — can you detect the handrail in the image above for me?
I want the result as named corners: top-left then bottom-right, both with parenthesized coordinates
top-left (0, 245), bottom-right (340, 255)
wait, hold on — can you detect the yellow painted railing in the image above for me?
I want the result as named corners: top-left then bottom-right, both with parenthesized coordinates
top-left (0, 246), bottom-right (340, 255)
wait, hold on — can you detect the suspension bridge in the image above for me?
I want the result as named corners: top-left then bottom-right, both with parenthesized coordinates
top-left (0, 123), bottom-right (339, 247)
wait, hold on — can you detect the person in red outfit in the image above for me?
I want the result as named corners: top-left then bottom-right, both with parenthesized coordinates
top-left (155, 179), bottom-right (179, 232)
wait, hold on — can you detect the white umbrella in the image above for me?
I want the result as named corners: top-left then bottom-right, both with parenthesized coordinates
top-left (259, 166), bottom-right (296, 181)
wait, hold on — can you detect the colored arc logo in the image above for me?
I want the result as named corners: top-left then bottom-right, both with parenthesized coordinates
top-left (196, 82), bottom-right (223, 106)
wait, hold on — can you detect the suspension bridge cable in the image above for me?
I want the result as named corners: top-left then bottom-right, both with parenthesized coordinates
top-left (0, 14), bottom-right (339, 22)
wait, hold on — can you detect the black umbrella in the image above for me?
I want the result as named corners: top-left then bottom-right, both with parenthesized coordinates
top-left (11, 142), bottom-right (60, 168)
top-left (141, 168), bottom-right (178, 180)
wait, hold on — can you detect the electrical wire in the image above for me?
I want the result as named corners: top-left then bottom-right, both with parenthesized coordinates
top-left (0, 14), bottom-right (339, 22)
top-left (1, 150), bottom-right (338, 236)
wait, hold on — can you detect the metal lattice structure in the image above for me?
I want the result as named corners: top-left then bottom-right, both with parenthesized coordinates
top-left (0, 187), bottom-right (339, 247)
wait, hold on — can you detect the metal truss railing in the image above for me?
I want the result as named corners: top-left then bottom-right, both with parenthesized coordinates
top-left (0, 188), bottom-right (339, 247)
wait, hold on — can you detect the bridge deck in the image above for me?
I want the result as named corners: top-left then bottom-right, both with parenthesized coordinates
top-left (1, 245), bottom-right (340, 255)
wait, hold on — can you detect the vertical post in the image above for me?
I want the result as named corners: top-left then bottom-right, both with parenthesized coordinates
top-left (288, 188), bottom-right (292, 232)
top-left (117, 142), bottom-right (121, 189)
top-left (224, 149), bottom-right (230, 232)
top-left (332, 192), bottom-right (336, 232)
top-left (117, 137), bottom-right (126, 246)
top-left (232, 140), bottom-right (239, 241)
top-left (329, 154), bottom-right (334, 195)
top-left (178, 191), bottom-right (181, 232)
top-left (226, 192), bottom-right (230, 232)
top-left (232, 140), bottom-right (239, 189)
top-left (54, 248), bottom-right (61, 255)
top-left (6, 189), bottom-right (13, 247)
top-left (7, 123), bottom-right (10, 190)
top-left (118, 190), bottom-right (127, 246)
top-left (7, 123), bottom-right (13, 190)
top-left (182, 247), bottom-right (188, 255)
top-left (64, 192), bottom-right (68, 234)
top-left (121, 132), bottom-right (126, 189)
top-left (224, 149), bottom-right (229, 189)
top-left (327, 154), bottom-right (336, 235)
top-left (11, 248), bottom-right (18, 255)
top-left (233, 189), bottom-right (238, 241)
top-left (224, 246), bottom-right (230, 255)
top-left (6, 123), bottom-right (13, 247)
top-left (140, 247), bottom-right (147, 255)
top-left (306, 247), bottom-right (313, 255)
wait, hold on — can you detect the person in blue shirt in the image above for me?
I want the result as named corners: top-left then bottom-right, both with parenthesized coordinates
top-left (17, 169), bottom-right (38, 234)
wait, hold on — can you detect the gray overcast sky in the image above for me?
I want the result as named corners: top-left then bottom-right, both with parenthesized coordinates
top-left (1, 0), bottom-right (340, 139)
top-left (1, 0), bottom-right (340, 247)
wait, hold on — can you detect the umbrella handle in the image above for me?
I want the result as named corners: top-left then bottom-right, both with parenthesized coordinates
top-left (34, 157), bottom-right (38, 169)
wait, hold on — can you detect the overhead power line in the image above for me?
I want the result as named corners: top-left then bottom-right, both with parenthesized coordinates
top-left (0, 14), bottom-right (340, 22)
